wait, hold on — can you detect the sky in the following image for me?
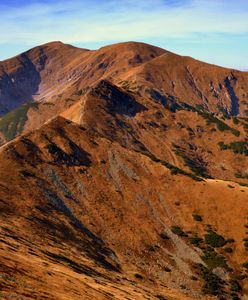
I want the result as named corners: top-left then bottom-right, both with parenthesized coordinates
top-left (0, 0), bottom-right (248, 70)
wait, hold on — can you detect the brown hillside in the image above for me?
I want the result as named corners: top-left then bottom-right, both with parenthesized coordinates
top-left (0, 42), bottom-right (248, 299)
top-left (0, 114), bottom-right (247, 299)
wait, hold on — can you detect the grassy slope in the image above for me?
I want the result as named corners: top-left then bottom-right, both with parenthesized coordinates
top-left (0, 102), bottom-right (38, 141)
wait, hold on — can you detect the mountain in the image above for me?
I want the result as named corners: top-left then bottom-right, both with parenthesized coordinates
top-left (0, 41), bottom-right (248, 145)
top-left (0, 42), bottom-right (248, 300)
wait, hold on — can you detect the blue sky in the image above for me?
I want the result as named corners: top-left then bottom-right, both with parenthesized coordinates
top-left (0, 0), bottom-right (248, 70)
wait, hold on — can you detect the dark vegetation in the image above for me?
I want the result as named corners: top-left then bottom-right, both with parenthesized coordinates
top-left (186, 223), bottom-right (245, 298)
top-left (134, 148), bottom-right (204, 181)
top-left (134, 273), bottom-right (143, 279)
top-left (173, 145), bottom-right (211, 178)
top-left (243, 262), bottom-right (248, 270)
top-left (178, 102), bottom-right (240, 136)
top-left (201, 247), bottom-right (228, 270)
top-left (0, 102), bottom-right (38, 141)
top-left (144, 152), bottom-right (204, 181)
top-left (243, 238), bottom-right (248, 251)
top-left (189, 236), bottom-right (203, 247)
top-left (148, 89), bottom-right (180, 112)
top-left (218, 141), bottom-right (248, 156)
top-left (45, 140), bottom-right (91, 166)
top-left (156, 295), bottom-right (167, 300)
top-left (163, 266), bottom-right (171, 272)
top-left (171, 226), bottom-right (188, 237)
top-left (19, 170), bottom-right (35, 178)
top-left (162, 160), bottom-right (204, 181)
top-left (200, 266), bottom-right (225, 296)
top-left (235, 171), bottom-right (248, 179)
top-left (192, 213), bottom-right (203, 222)
top-left (159, 232), bottom-right (170, 240)
top-left (204, 229), bottom-right (227, 248)
top-left (229, 279), bottom-right (242, 292)
top-left (197, 111), bottom-right (240, 137)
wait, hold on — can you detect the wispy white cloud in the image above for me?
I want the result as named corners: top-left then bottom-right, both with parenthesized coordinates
top-left (1, 0), bottom-right (247, 44)
top-left (0, 0), bottom-right (247, 68)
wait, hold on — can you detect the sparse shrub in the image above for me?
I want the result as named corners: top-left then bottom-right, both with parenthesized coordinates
top-left (201, 266), bottom-right (224, 296)
top-left (162, 160), bottom-right (198, 179)
top-left (171, 226), bottom-right (188, 237)
top-left (189, 236), bottom-right (203, 247)
top-left (20, 170), bottom-right (35, 177)
top-left (218, 141), bottom-right (228, 150)
top-left (156, 295), bottom-right (167, 300)
top-left (243, 238), bottom-right (248, 251)
top-left (229, 279), bottom-right (242, 292)
top-left (237, 182), bottom-right (248, 188)
top-left (235, 171), bottom-right (248, 179)
top-left (195, 104), bottom-right (205, 111)
top-left (180, 284), bottom-right (186, 290)
top-left (159, 232), bottom-right (170, 240)
top-left (149, 246), bottom-right (156, 252)
top-left (134, 273), bottom-right (143, 279)
top-left (242, 262), bottom-right (248, 270)
top-left (233, 117), bottom-right (239, 125)
top-left (190, 276), bottom-right (198, 281)
top-left (229, 141), bottom-right (248, 155)
top-left (137, 151), bottom-right (203, 181)
top-left (202, 247), bottom-right (228, 270)
top-left (234, 273), bottom-right (247, 281)
top-left (198, 111), bottom-right (240, 136)
top-left (192, 213), bottom-right (203, 222)
top-left (173, 144), bottom-right (210, 178)
top-left (163, 266), bottom-right (171, 272)
top-left (76, 89), bottom-right (84, 96)
top-left (218, 141), bottom-right (248, 156)
top-left (204, 229), bottom-right (226, 248)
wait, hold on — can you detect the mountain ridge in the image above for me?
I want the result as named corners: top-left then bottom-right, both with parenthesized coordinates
top-left (0, 40), bottom-right (248, 299)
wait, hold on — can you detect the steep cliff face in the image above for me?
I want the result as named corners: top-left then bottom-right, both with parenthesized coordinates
top-left (0, 53), bottom-right (41, 114)
top-left (0, 42), bottom-right (86, 116)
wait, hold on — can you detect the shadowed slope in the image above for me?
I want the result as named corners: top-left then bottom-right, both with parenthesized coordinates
top-left (0, 42), bottom-right (87, 115)
top-left (120, 52), bottom-right (248, 116)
